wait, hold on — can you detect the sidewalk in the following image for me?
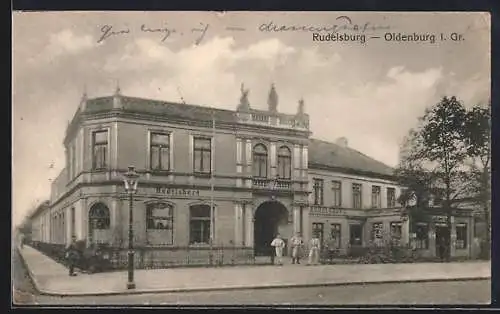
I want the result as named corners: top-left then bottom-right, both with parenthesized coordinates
top-left (19, 245), bottom-right (491, 297)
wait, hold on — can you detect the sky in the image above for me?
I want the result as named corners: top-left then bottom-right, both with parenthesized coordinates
top-left (12, 11), bottom-right (490, 227)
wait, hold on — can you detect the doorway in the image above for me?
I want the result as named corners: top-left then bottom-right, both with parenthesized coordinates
top-left (349, 224), bottom-right (363, 246)
top-left (435, 225), bottom-right (450, 257)
top-left (254, 201), bottom-right (289, 256)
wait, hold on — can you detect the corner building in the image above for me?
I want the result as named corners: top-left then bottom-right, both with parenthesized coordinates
top-left (34, 84), bottom-right (478, 260)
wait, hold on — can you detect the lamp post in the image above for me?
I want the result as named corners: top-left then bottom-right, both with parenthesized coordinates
top-left (123, 165), bottom-right (139, 290)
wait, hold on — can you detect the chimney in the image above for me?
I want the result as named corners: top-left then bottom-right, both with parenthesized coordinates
top-left (336, 137), bottom-right (348, 148)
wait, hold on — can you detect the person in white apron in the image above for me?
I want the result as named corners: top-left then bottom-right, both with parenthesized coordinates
top-left (308, 234), bottom-right (321, 265)
top-left (290, 232), bottom-right (303, 264)
top-left (270, 233), bottom-right (286, 265)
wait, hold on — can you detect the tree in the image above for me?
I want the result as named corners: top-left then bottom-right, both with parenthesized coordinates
top-left (463, 103), bottom-right (491, 258)
top-left (397, 96), bottom-right (468, 261)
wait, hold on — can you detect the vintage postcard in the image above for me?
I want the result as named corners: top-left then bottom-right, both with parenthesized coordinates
top-left (12, 11), bottom-right (491, 306)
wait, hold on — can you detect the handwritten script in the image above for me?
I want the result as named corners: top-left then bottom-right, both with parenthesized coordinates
top-left (259, 16), bottom-right (391, 33)
top-left (96, 16), bottom-right (391, 45)
top-left (97, 23), bottom-right (210, 45)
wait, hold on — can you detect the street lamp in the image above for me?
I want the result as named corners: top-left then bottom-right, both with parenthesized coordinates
top-left (123, 165), bottom-right (139, 290)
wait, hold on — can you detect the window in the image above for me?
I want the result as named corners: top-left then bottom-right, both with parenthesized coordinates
top-left (415, 223), bottom-right (429, 249)
top-left (330, 224), bottom-right (341, 248)
top-left (193, 138), bottom-right (212, 174)
top-left (70, 207), bottom-right (75, 237)
top-left (150, 133), bottom-right (170, 171)
top-left (349, 224), bottom-right (362, 246)
top-left (253, 144), bottom-right (268, 178)
top-left (189, 205), bottom-right (211, 244)
top-left (331, 181), bottom-right (342, 207)
top-left (147, 203), bottom-right (174, 230)
top-left (371, 222), bottom-right (383, 241)
top-left (390, 221), bottom-right (403, 245)
top-left (146, 203), bottom-right (174, 245)
top-left (88, 203), bottom-right (110, 244)
top-left (456, 223), bottom-right (467, 249)
top-left (312, 222), bottom-right (324, 244)
top-left (89, 203), bottom-right (110, 230)
top-left (92, 130), bottom-right (108, 170)
top-left (387, 187), bottom-right (396, 208)
top-left (277, 146), bottom-right (291, 179)
top-left (352, 183), bottom-right (362, 209)
top-left (62, 212), bottom-right (66, 244)
top-left (313, 179), bottom-right (324, 205)
top-left (371, 186), bottom-right (381, 208)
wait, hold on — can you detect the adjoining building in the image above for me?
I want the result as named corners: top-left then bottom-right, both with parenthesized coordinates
top-left (26, 83), bottom-right (480, 261)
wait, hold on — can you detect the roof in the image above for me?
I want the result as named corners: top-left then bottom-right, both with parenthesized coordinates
top-left (86, 96), bottom-right (239, 123)
top-left (28, 200), bottom-right (51, 220)
top-left (308, 138), bottom-right (396, 178)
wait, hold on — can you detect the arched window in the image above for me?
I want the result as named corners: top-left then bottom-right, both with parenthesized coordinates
top-left (89, 203), bottom-right (110, 230)
top-left (253, 144), bottom-right (268, 178)
top-left (88, 203), bottom-right (110, 244)
top-left (189, 205), bottom-right (211, 244)
top-left (277, 146), bottom-right (291, 179)
top-left (146, 202), bottom-right (174, 245)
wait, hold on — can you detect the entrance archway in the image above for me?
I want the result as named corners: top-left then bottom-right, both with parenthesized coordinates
top-left (254, 201), bottom-right (289, 256)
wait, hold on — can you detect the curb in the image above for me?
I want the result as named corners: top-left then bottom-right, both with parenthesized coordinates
top-left (33, 276), bottom-right (490, 298)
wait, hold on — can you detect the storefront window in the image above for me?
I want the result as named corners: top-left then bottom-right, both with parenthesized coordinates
top-left (456, 223), bottom-right (467, 249)
top-left (189, 205), bottom-right (211, 244)
top-left (390, 221), bottom-right (402, 245)
top-left (371, 222), bottom-right (383, 246)
top-left (330, 224), bottom-right (341, 248)
top-left (415, 223), bottom-right (429, 249)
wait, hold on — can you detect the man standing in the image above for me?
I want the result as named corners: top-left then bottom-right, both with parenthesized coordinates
top-left (290, 232), bottom-right (303, 264)
top-left (308, 233), bottom-right (321, 265)
top-left (270, 233), bottom-right (286, 266)
top-left (326, 234), bottom-right (339, 264)
top-left (65, 236), bottom-right (80, 276)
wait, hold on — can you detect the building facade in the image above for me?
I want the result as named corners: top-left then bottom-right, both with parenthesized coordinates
top-left (27, 84), bottom-right (479, 259)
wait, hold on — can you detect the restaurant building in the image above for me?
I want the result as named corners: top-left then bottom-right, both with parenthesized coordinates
top-left (27, 84), bottom-right (480, 260)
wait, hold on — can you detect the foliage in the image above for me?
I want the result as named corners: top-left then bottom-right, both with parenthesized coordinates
top-left (396, 96), bottom-right (470, 261)
top-left (463, 103), bottom-right (491, 258)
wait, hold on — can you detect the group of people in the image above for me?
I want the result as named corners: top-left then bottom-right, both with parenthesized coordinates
top-left (270, 232), bottom-right (324, 266)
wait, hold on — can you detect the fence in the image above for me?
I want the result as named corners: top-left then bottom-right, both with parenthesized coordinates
top-left (104, 245), bottom-right (266, 270)
top-left (28, 241), bottom-right (271, 271)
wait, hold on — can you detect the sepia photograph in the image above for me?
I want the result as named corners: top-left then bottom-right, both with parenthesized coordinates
top-left (12, 11), bottom-right (491, 306)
